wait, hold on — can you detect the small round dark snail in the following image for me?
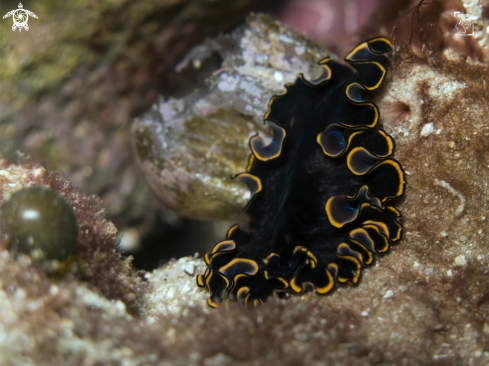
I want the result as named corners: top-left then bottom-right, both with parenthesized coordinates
top-left (0, 187), bottom-right (78, 261)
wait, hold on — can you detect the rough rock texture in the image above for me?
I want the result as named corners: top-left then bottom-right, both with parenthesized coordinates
top-left (2, 1), bottom-right (489, 365)
top-left (3, 251), bottom-right (488, 365)
top-left (133, 14), bottom-right (330, 220)
top-left (143, 255), bottom-right (208, 318)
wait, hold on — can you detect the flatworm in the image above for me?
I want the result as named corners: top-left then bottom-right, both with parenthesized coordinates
top-left (197, 37), bottom-right (405, 307)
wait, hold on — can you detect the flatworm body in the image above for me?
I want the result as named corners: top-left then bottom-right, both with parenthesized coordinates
top-left (197, 37), bottom-right (405, 307)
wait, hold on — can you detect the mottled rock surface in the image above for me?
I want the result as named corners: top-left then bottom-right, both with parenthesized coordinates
top-left (143, 255), bottom-right (208, 318)
top-left (2, 1), bottom-right (489, 365)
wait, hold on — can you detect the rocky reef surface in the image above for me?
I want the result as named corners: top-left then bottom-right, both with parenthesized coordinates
top-left (1, 0), bottom-right (489, 365)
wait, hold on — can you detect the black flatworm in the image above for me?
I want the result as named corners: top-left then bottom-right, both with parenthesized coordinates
top-left (197, 37), bottom-right (405, 307)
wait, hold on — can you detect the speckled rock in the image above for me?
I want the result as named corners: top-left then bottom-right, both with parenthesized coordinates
top-left (143, 255), bottom-right (208, 318)
top-left (2, 2), bottom-right (489, 365)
